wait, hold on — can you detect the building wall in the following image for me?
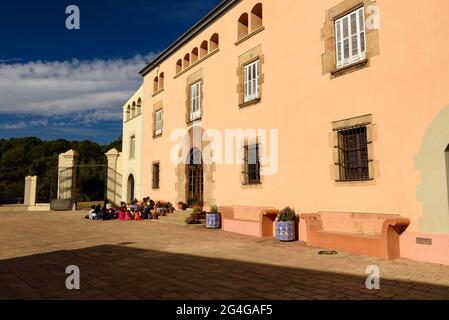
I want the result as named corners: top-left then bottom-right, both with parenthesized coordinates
top-left (124, 0), bottom-right (449, 264)
top-left (122, 85), bottom-right (144, 202)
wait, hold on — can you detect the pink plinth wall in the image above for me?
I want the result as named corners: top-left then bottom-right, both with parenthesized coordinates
top-left (299, 218), bottom-right (308, 242)
top-left (400, 231), bottom-right (449, 265)
top-left (222, 219), bottom-right (260, 238)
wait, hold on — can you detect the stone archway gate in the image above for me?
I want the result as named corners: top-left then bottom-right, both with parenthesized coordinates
top-left (53, 149), bottom-right (123, 211)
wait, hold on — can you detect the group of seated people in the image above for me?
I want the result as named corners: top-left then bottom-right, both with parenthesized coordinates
top-left (85, 197), bottom-right (156, 222)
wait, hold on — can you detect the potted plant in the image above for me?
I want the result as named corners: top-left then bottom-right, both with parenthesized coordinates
top-left (151, 210), bottom-right (159, 220)
top-left (192, 208), bottom-right (206, 220)
top-left (185, 213), bottom-right (201, 225)
top-left (206, 205), bottom-right (221, 229)
top-left (276, 207), bottom-right (298, 242)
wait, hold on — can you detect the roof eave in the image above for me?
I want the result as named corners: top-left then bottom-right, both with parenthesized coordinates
top-left (139, 0), bottom-right (241, 77)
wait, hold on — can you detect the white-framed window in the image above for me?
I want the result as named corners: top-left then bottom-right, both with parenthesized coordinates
top-left (335, 7), bottom-right (366, 69)
top-left (190, 81), bottom-right (201, 121)
top-left (129, 135), bottom-right (136, 158)
top-left (155, 110), bottom-right (163, 136)
top-left (244, 59), bottom-right (260, 103)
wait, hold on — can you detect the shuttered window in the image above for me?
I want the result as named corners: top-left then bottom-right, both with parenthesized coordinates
top-left (336, 126), bottom-right (369, 181)
top-left (243, 60), bottom-right (260, 103)
top-left (129, 135), bottom-right (136, 158)
top-left (152, 162), bottom-right (160, 189)
top-left (243, 143), bottom-right (261, 185)
top-left (335, 7), bottom-right (366, 69)
top-left (190, 81), bottom-right (201, 121)
top-left (155, 110), bottom-right (163, 136)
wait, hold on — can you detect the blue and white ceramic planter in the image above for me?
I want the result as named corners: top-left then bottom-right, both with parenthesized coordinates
top-left (206, 213), bottom-right (221, 229)
top-left (276, 220), bottom-right (296, 242)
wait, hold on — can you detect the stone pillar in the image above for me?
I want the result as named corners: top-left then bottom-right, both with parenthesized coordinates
top-left (24, 176), bottom-right (37, 206)
top-left (105, 148), bottom-right (122, 206)
top-left (57, 150), bottom-right (79, 201)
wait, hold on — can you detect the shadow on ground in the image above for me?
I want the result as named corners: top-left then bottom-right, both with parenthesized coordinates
top-left (0, 245), bottom-right (448, 300)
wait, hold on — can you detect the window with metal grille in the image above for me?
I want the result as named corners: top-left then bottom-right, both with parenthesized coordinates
top-left (243, 143), bottom-right (261, 184)
top-left (152, 162), bottom-right (160, 189)
top-left (337, 126), bottom-right (369, 181)
top-left (243, 60), bottom-right (260, 103)
top-left (155, 110), bottom-right (163, 136)
top-left (190, 81), bottom-right (201, 121)
top-left (335, 7), bottom-right (366, 69)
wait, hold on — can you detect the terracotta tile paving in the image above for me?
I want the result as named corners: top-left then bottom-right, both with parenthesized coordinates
top-left (0, 210), bottom-right (449, 300)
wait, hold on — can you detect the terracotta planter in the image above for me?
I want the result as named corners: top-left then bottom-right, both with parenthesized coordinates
top-left (276, 221), bottom-right (296, 242)
top-left (206, 213), bottom-right (221, 229)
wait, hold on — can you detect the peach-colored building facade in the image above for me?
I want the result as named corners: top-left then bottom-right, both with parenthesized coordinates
top-left (120, 0), bottom-right (449, 265)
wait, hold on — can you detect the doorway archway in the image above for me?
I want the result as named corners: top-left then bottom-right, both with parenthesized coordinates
top-left (187, 148), bottom-right (203, 206)
top-left (127, 174), bottom-right (135, 204)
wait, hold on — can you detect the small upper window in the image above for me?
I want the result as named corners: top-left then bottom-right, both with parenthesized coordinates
top-left (126, 105), bottom-right (131, 121)
top-left (190, 81), bottom-right (201, 122)
top-left (129, 135), bottom-right (136, 158)
top-left (159, 73), bottom-right (164, 90)
top-left (210, 33), bottom-right (219, 51)
top-left (200, 41), bottom-right (208, 58)
top-left (251, 3), bottom-right (263, 32)
top-left (153, 76), bottom-right (159, 93)
top-left (136, 99), bottom-right (142, 115)
top-left (176, 59), bottom-right (183, 73)
top-left (155, 109), bottom-right (163, 136)
top-left (191, 48), bottom-right (199, 63)
top-left (131, 102), bottom-right (136, 118)
top-left (238, 13), bottom-right (249, 40)
top-left (335, 7), bottom-right (366, 69)
top-left (243, 60), bottom-right (260, 103)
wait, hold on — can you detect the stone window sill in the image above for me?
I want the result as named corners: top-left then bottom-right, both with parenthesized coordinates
top-left (186, 117), bottom-right (202, 126)
top-left (235, 26), bottom-right (265, 46)
top-left (331, 59), bottom-right (368, 76)
top-left (174, 49), bottom-right (219, 79)
top-left (153, 133), bottom-right (163, 139)
top-left (239, 97), bottom-right (261, 109)
top-left (152, 89), bottom-right (164, 98)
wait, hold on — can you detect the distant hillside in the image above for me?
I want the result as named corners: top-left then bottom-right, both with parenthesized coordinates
top-left (0, 136), bottom-right (122, 204)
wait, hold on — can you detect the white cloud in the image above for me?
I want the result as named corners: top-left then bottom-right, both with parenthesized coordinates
top-left (0, 121), bottom-right (27, 129)
top-left (0, 54), bottom-right (155, 119)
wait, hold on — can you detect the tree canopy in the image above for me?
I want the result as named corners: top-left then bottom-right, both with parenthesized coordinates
top-left (0, 136), bottom-right (122, 204)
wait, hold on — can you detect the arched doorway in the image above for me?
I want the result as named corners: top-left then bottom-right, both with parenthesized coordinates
top-left (127, 174), bottom-right (135, 204)
top-left (187, 148), bottom-right (203, 206)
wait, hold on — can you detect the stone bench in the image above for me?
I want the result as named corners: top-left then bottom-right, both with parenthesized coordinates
top-left (300, 211), bottom-right (410, 259)
top-left (219, 205), bottom-right (279, 238)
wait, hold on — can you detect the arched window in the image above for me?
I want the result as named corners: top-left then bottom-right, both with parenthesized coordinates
top-left (238, 13), bottom-right (249, 40)
top-left (131, 101), bottom-right (136, 118)
top-left (153, 76), bottom-right (159, 93)
top-left (159, 73), bottom-right (164, 90)
top-left (126, 105), bottom-right (131, 121)
top-left (210, 33), bottom-right (219, 51)
top-left (176, 59), bottom-right (182, 73)
top-left (191, 48), bottom-right (199, 63)
top-left (251, 3), bottom-right (263, 32)
top-left (200, 40), bottom-right (208, 59)
top-left (136, 98), bottom-right (142, 115)
top-left (183, 53), bottom-right (190, 69)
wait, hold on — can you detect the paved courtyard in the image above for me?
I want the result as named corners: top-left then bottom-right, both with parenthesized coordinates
top-left (1, 210), bottom-right (449, 300)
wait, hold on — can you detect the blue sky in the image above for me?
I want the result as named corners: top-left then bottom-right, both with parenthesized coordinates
top-left (0, 0), bottom-right (221, 144)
